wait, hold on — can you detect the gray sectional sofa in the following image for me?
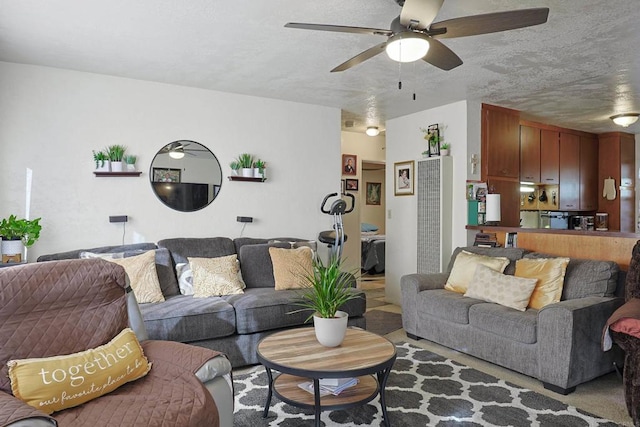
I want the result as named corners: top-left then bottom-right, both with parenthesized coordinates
top-left (401, 246), bottom-right (625, 394)
top-left (37, 237), bottom-right (367, 367)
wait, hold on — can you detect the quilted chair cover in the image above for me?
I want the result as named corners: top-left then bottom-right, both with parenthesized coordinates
top-left (607, 240), bottom-right (640, 426)
top-left (0, 259), bottom-right (220, 426)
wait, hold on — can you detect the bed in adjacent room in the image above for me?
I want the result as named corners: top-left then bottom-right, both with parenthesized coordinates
top-left (361, 223), bottom-right (385, 274)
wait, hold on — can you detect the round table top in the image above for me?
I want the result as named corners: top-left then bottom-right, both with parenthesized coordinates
top-left (257, 327), bottom-right (396, 377)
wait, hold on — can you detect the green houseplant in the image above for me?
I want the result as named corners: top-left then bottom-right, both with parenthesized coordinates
top-left (229, 161), bottom-right (241, 176)
top-left (106, 144), bottom-right (127, 172)
top-left (440, 142), bottom-right (450, 156)
top-left (93, 150), bottom-right (110, 170)
top-left (292, 254), bottom-right (360, 346)
top-left (123, 154), bottom-right (137, 171)
top-left (253, 159), bottom-right (266, 179)
top-left (237, 153), bottom-right (254, 177)
top-left (0, 215), bottom-right (42, 262)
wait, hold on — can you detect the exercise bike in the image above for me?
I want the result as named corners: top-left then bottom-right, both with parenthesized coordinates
top-left (318, 192), bottom-right (355, 260)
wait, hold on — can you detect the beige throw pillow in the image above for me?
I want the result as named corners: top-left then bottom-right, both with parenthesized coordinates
top-left (188, 255), bottom-right (245, 297)
top-left (445, 250), bottom-right (510, 294)
top-left (464, 264), bottom-right (538, 311)
top-left (107, 250), bottom-right (165, 303)
top-left (8, 328), bottom-right (151, 414)
top-left (515, 257), bottom-right (570, 309)
top-left (269, 246), bottom-right (314, 290)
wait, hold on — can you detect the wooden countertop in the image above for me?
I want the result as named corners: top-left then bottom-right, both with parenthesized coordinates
top-left (466, 225), bottom-right (640, 239)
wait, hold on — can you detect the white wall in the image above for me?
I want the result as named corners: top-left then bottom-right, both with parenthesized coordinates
top-left (385, 100), bottom-right (479, 304)
top-left (0, 62), bottom-right (341, 261)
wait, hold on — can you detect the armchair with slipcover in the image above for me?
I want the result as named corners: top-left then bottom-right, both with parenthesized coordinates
top-left (0, 258), bottom-right (233, 427)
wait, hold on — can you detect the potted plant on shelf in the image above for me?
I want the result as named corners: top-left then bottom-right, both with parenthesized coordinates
top-left (93, 150), bottom-right (110, 172)
top-left (237, 153), bottom-right (254, 177)
top-left (291, 254), bottom-right (360, 347)
top-left (106, 144), bottom-right (127, 172)
top-left (0, 215), bottom-right (42, 263)
top-left (253, 159), bottom-right (266, 179)
top-left (229, 161), bottom-right (241, 176)
top-left (123, 154), bottom-right (137, 171)
top-left (440, 142), bottom-right (450, 156)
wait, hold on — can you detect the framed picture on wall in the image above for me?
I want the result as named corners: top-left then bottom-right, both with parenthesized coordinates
top-left (342, 154), bottom-right (357, 176)
top-left (345, 178), bottom-right (358, 191)
top-left (153, 168), bottom-right (181, 183)
top-left (366, 182), bottom-right (381, 205)
top-left (394, 160), bottom-right (414, 196)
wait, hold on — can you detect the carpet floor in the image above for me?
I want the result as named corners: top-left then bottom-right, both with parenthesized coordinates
top-left (234, 341), bottom-right (617, 426)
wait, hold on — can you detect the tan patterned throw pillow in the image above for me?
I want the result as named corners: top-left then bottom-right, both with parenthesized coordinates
top-left (445, 250), bottom-right (510, 294)
top-left (8, 328), bottom-right (151, 414)
top-left (107, 250), bottom-right (165, 303)
top-left (188, 255), bottom-right (245, 297)
top-left (269, 246), bottom-right (314, 290)
top-left (515, 257), bottom-right (570, 309)
top-left (464, 264), bottom-right (538, 311)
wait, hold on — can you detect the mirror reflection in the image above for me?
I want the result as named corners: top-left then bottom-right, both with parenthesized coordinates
top-left (150, 140), bottom-right (222, 212)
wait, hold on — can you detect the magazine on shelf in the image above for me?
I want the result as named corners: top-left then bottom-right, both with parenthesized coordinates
top-left (298, 378), bottom-right (359, 396)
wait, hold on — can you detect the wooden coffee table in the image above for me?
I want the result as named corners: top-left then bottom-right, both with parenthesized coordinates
top-left (257, 327), bottom-right (397, 427)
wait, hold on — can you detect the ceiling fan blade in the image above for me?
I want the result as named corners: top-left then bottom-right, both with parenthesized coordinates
top-left (400, 0), bottom-right (444, 30)
top-left (285, 22), bottom-right (392, 36)
top-left (422, 37), bottom-right (462, 71)
top-left (331, 42), bottom-right (387, 72)
top-left (429, 8), bottom-right (549, 39)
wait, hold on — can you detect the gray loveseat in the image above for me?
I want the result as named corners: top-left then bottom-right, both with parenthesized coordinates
top-left (401, 246), bottom-right (624, 394)
top-left (38, 237), bottom-right (367, 368)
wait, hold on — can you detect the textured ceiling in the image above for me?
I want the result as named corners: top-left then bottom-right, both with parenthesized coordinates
top-left (1, 0), bottom-right (638, 135)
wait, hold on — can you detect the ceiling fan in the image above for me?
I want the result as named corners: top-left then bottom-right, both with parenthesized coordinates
top-left (161, 141), bottom-right (208, 159)
top-left (285, 0), bottom-right (549, 72)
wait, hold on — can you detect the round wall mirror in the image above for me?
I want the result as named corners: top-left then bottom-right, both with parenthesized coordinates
top-left (149, 140), bottom-right (222, 212)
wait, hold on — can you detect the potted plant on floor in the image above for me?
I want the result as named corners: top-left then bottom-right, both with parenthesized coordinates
top-left (0, 215), bottom-right (42, 263)
top-left (292, 254), bottom-right (360, 347)
top-left (93, 150), bottom-right (110, 172)
top-left (106, 144), bottom-right (127, 172)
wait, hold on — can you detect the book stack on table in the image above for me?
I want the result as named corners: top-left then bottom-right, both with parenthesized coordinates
top-left (298, 378), bottom-right (359, 396)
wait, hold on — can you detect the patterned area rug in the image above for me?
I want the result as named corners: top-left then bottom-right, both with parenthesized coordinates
top-left (234, 342), bottom-right (617, 426)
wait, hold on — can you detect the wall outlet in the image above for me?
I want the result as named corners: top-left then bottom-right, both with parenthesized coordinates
top-left (109, 215), bottom-right (128, 223)
top-left (237, 216), bottom-right (253, 223)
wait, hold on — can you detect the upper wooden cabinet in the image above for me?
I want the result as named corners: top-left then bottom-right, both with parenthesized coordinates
top-left (559, 133), bottom-right (580, 210)
top-left (540, 130), bottom-right (560, 184)
top-left (520, 125), bottom-right (540, 182)
top-left (579, 135), bottom-right (598, 211)
top-left (482, 104), bottom-right (520, 179)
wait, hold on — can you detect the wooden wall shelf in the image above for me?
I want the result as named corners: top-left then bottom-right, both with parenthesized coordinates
top-left (94, 172), bottom-right (142, 177)
top-left (227, 176), bottom-right (266, 182)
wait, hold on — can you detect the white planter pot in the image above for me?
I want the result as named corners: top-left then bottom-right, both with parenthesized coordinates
top-left (241, 168), bottom-right (253, 177)
top-left (111, 161), bottom-right (124, 172)
top-left (440, 149), bottom-right (449, 156)
top-left (313, 310), bottom-right (348, 347)
top-left (2, 239), bottom-right (24, 261)
top-left (95, 160), bottom-right (111, 172)
top-left (231, 169), bottom-right (240, 176)
top-left (126, 163), bottom-right (136, 172)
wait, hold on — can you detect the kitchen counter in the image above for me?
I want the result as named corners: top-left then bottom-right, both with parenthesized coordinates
top-left (466, 225), bottom-right (639, 239)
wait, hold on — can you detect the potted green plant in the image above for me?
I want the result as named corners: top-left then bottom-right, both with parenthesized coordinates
top-left (292, 254), bottom-right (360, 347)
top-left (106, 144), bottom-right (127, 172)
top-left (0, 215), bottom-right (42, 263)
top-left (440, 142), bottom-right (450, 156)
top-left (237, 153), bottom-right (254, 177)
top-left (93, 150), bottom-right (110, 172)
top-left (229, 161), bottom-right (241, 176)
top-left (420, 127), bottom-right (441, 156)
top-left (253, 159), bottom-right (266, 179)
top-left (123, 154), bottom-right (137, 171)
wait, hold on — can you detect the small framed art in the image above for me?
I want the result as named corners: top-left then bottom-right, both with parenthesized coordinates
top-left (342, 154), bottom-right (357, 176)
top-left (345, 178), bottom-right (358, 191)
top-left (394, 160), bottom-right (414, 196)
top-left (366, 182), bottom-right (381, 205)
top-left (153, 168), bottom-right (181, 183)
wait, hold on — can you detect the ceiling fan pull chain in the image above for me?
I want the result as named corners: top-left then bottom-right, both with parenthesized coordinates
top-left (413, 61), bottom-right (417, 100)
top-left (398, 61), bottom-right (402, 90)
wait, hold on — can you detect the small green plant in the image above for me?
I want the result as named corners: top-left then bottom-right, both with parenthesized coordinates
top-left (253, 159), bottom-right (265, 170)
top-left (291, 254), bottom-right (361, 321)
top-left (93, 150), bottom-right (109, 168)
top-left (106, 144), bottom-right (127, 161)
top-left (237, 153), bottom-right (254, 168)
top-left (420, 127), bottom-right (441, 147)
top-left (123, 154), bottom-right (137, 165)
top-left (229, 161), bottom-right (241, 170)
top-left (0, 215), bottom-right (42, 247)
top-left (440, 142), bottom-right (450, 150)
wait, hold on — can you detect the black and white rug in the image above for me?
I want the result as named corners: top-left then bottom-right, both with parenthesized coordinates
top-left (234, 342), bottom-right (618, 426)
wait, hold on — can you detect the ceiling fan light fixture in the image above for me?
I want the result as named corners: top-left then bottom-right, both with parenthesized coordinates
top-left (169, 147), bottom-right (185, 159)
top-left (611, 113), bottom-right (639, 127)
top-left (366, 126), bottom-right (380, 137)
top-left (385, 32), bottom-right (429, 63)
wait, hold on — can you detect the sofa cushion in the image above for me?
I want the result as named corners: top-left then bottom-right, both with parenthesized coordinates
top-left (238, 242), bottom-right (291, 288)
top-left (464, 264), bottom-right (537, 312)
top-left (515, 257), bottom-right (570, 309)
top-left (269, 246), bottom-right (314, 290)
top-left (233, 237), bottom-right (269, 255)
top-left (469, 303), bottom-right (538, 344)
top-left (36, 243), bottom-right (158, 262)
top-left (225, 287), bottom-right (366, 334)
top-left (448, 247), bottom-right (529, 275)
top-left (445, 250), bottom-right (510, 294)
top-left (157, 237), bottom-right (236, 265)
top-left (418, 289), bottom-right (485, 324)
top-left (525, 253), bottom-right (619, 299)
top-left (189, 255), bottom-right (245, 297)
top-left (139, 294), bottom-right (236, 342)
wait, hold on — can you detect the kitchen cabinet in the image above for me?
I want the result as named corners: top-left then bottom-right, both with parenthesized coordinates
top-left (559, 133), bottom-right (580, 210)
top-left (520, 125), bottom-right (540, 182)
top-left (540, 130), bottom-right (559, 184)
top-left (579, 136), bottom-right (598, 211)
top-left (598, 132), bottom-right (636, 232)
top-left (482, 104), bottom-right (520, 179)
